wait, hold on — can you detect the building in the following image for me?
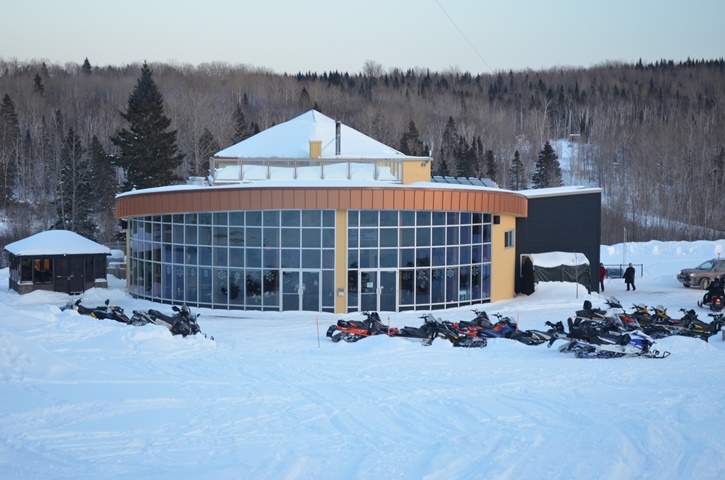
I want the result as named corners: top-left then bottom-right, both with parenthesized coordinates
top-left (4, 230), bottom-right (110, 295)
top-left (115, 110), bottom-right (599, 313)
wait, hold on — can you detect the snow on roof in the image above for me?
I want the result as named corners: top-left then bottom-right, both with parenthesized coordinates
top-left (214, 110), bottom-right (428, 160)
top-left (525, 251), bottom-right (589, 267)
top-left (4, 230), bottom-right (111, 256)
top-left (518, 186), bottom-right (601, 198)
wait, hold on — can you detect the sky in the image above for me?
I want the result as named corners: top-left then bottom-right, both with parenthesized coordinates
top-left (2, 240), bottom-right (725, 479)
top-left (3, 0), bottom-right (724, 74)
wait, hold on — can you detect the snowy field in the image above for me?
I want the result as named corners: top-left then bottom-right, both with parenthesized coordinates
top-left (1, 240), bottom-right (725, 480)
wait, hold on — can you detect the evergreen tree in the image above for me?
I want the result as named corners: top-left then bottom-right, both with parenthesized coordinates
top-left (33, 73), bottom-right (45, 97)
top-left (531, 141), bottom-right (562, 188)
top-left (509, 150), bottom-right (527, 190)
top-left (55, 127), bottom-right (96, 239)
top-left (484, 149), bottom-right (497, 184)
top-left (230, 104), bottom-right (256, 144)
top-left (89, 135), bottom-right (116, 212)
top-left (197, 128), bottom-right (220, 176)
top-left (111, 62), bottom-right (183, 191)
top-left (0, 93), bottom-right (20, 206)
top-left (436, 116), bottom-right (458, 176)
top-left (398, 120), bottom-right (426, 156)
top-left (81, 57), bottom-right (92, 75)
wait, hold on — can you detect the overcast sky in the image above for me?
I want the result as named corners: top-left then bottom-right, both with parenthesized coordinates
top-left (3, 0), bottom-right (723, 74)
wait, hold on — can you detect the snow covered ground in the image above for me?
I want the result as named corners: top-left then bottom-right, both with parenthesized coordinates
top-left (1, 240), bottom-right (725, 480)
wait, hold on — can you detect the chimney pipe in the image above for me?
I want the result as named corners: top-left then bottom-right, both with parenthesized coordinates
top-left (335, 121), bottom-right (341, 156)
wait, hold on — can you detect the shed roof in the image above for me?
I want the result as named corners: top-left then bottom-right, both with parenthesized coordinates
top-left (4, 231), bottom-right (111, 256)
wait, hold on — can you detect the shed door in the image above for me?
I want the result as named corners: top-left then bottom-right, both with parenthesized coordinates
top-left (55, 257), bottom-right (85, 294)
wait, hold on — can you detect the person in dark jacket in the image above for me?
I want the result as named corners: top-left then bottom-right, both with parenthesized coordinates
top-left (702, 278), bottom-right (724, 306)
top-left (624, 263), bottom-right (636, 291)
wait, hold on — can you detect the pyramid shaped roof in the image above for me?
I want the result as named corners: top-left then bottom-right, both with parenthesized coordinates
top-left (215, 110), bottom-right (424, 160)
top-left (4, 230), bottom-right (110, 256)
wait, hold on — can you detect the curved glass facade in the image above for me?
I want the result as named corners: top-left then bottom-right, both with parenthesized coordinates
top-left (128, 210), bottom-right (337, 312)
top-left (346, 210), bottom-right (492, 312)
top-left (128, 208), bottom-right (492, 313)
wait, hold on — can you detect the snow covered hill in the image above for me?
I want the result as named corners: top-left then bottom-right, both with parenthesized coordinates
top-left (1, 240), bottom-right (725, 480)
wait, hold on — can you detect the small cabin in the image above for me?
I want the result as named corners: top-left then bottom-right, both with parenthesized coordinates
top-left (3, 231), bottom-right (110, 295)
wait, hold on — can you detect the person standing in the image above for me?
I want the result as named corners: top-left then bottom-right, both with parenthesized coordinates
top-left (624, 263), bottom-right (636, 291)
top-left (599, 263), bottom-right (607, 292)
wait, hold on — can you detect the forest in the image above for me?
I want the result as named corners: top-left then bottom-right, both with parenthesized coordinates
top-left (0, 56), bottom-right (724, 248)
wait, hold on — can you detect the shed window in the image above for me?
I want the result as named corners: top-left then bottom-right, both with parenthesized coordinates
top-left (33, 258), bottom-right (53, 284)
top-left (20, 258), bottom-right (32, 281)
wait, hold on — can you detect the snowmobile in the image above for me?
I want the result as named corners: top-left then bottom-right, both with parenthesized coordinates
top-left (697, 294), bottom-right (724, 312)
top-left (142, 304), bottom-right (212, 339)
top-left (398, 314), bottom-right (486, 348)
top-left (676, 310), bottom-right (724, 341)
top-left (326, 311), bottom-right (399, 343)
top-left (64, 298), bottom-right (133, 325)
top-left (558, 329), bottom-right (670, 359)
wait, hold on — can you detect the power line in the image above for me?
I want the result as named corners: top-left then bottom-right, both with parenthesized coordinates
top-left (434, 0), bottom-right (494, 73)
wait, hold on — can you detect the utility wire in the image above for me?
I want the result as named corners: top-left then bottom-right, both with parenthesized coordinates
top-left (434, 0), bottom-right (494, 73)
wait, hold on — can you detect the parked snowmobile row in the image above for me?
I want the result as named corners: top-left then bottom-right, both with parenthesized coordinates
top-left (62, 299), bottom-right (213, 340)
top-left (326, 295), bottom-right (724, 358)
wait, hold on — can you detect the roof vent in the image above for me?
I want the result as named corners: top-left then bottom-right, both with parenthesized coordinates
top-left (335, 121), bottom-right (341, 156)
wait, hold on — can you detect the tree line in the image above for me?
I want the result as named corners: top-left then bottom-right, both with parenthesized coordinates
top-left (0, 56), bottom-right (723, 248)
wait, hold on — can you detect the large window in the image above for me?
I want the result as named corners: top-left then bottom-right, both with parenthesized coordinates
top-left (128, 210), bottom-right (336, 312)
top-left (347, 210), bottom-right (492, 312)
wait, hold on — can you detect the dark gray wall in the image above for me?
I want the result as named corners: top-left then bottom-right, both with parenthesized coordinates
top-left (515, 191), bottom-right (602, 293)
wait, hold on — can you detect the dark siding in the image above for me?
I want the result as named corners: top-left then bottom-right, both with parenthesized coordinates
top-left (515, 192), bottom-right (601, 293)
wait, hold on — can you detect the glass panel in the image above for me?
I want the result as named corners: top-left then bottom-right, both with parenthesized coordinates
top-left (416, 211), bottom-right (431, 226)
top-left (347, 250), bottom-right (359, 269)
top-left (380, 271), bottom-right (397, 312)
top-left (359, 210), bottom-right (377, 227)
top-left (322, 210), bottom-right (335, 227)
top-left (245, 270), bottom-right (262, 307)
top-left (360, 228), bottom-right (377, 248)
top-left (185, 225), bottom-right (197, 244)
top-left (360, 271), bottom-right (377, 311)
top-left (247, 248), bottom-right (261, 268)
top-left (199, 226), bottom-right (212, 244)
top-left (213, 247), bottom-right (228, 266)
top-left (322, 250), bottom-right (334, 269)
top-left (460, 225), bottom-right (471, 244)
top-left (400, 228), bottom-right (414, 247)
top-left (431, 227), bottom-right (445, 246)
top-left (302, 210), bottom-right (320, 227)
top-left (173, 245), bottom-right (184, 263)
top-left (400, 248), bottom-right (414, 268)
top-left (230, 248), bottom-right (244, 267)
top-left (199, 246), bottom-right (212, 265)
top-left (213, 226), bottom-right (228, 246)
top-left (432, 247), bottom-right (445, 266)
top-left (263, 211), bottom-right (279, 226)
top-left (185, 266), bottom-right (197, 302)
top-left (400, 211), bottom-right (415, 226)
top-left (281, 228), bottom-right (300, 247)
top-left (185, 213), bottom-right (197, 224)
top-left (198, 267), bottom-right (213, 305)
top-left (432, 211), bottom-right (446, 225)
top-left (416, 269), bottom-right (430, 305)
top-left (380, 229), bottom-right (397, 248)
top-left (282, 210), bottom-right (300, 226)
top-left (185, 246), bottom-right (197, 264)
top-left (322, 229), bottom-right (334, 248)
top-left (446, 268), bottom-right (458, 303)
top-left (459, 266), bottom-right (470, 302)
top-left (198, 212), bottom-right (212, 225)
top-left (282, 271), bottom-right (300, 310)
top-left (301, 229), bottom-right (320, 248)
top-left (347, 269), bottom-right (358, 307)
top-left (263, 248), bottom-right (279, 268)
top-left (347, 229), bottom-right (358, 248)
top-left (471, 266), bottom-right (482, 301)
top-left (400, 270), bottom-right (414, 305)
top-left (431, 269), bottom-right (445, 304)
top-left (301, 249), bottom-right (320, 268)
top-left (264, 228), bottom-right (279, 247)
top-left (379, 211), bottom-right (397, 227)
top-left (229, 211), bottom-right (244, 226)
top-left (359, 249), bottom-right (378, 269)
top-left (447, 226), bottom-right (459, 244)
top-left (460, 245), bottom-right (471, 264)
top-left (460, 212), bottom-right (472, 224)
top-left (247, 227), bottom-right (262, 247)
top-left (416, 248), bottom-right (430, 267)
top-left (229, 227), bottom-right (244, 246)
top-left (301, 271), bottom-right (319, 311)
top-left (348, 210), bottom-right (359, 227)
top-left (214, 212), bottom-right (228, 225)
top-left (246, 211), bottom-right (261, 226)
top-left (282, 249), bottom-right (301, 268)
top-left (380, 249), bottom-right (397, 268)
top-left (416, 227), bottom-right (430, 246)
top-left (447, 212), bottom-right (459, 225)
top-left (446, 247), bottom-right (458, 265)
top-left (263, 270), bottom-right (279, 307)
top-left (228, 269), bottom-right (244, 304)
top-left (322, 270), bottom-right (335, 307)
top-left (214, 268), bottom-right (228, 305)
top-left (472, 245), bottom-right (482, 263)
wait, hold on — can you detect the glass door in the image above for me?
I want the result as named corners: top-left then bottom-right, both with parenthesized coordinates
top-left (282, 270), bottom-right (321, 311)
top-left (359, 270), bottom-right (397, 312)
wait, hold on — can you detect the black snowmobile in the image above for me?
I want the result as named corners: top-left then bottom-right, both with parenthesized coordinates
top-left (399, 314), bottom-right (486, 348)
top-left (137, 305), bottom-right (212, 339)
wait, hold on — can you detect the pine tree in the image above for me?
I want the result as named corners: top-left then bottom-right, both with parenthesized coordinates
top-left (33, 73), bottom-right (45, 97)
top-left (436, 116), bottom-right (458, 176)
top-left (81, 57), bottom-right (92, 75)
top-left (196, 128), bottom-right (220, 176)
top-left (484, 149), bottom-right (497, 183)
top-left (230, 104), bottom-right (255, 144)
top-left (89, 135), bottom-right (116, 212)
top-left (0, 93), bottom-right (20, 206)
top-left (111, 62), bottom-right (183, 191)
top-left (55, 127), bottom-right (96, 239)
top-left (531, 141), bottom-right (562, 188)
top-left (509, 150), bottom-right (527, 190)
top-left (398, 120), bottom-right (426, 156)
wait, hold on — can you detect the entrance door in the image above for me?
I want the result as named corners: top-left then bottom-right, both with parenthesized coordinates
top-left (282, 270), bottom-right (321, 311)
top-left (359, 270), bottom-right (397, 312)
top-left (55, 257), bottom-right (85, 294)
